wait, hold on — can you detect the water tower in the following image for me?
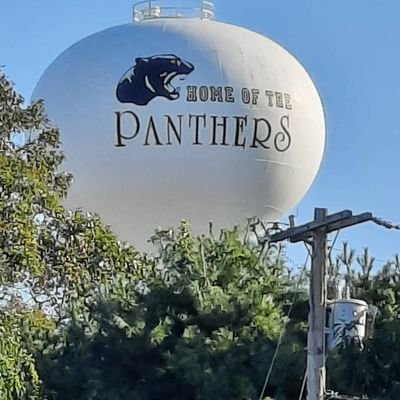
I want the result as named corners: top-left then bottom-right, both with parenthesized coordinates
top-left (33, 0), bottom-right (326, 248)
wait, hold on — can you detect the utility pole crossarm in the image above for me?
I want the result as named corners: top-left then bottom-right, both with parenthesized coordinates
top-left (289, 212), bottom-right (374, 243)
top-left (267, 210), bottom-right (353, 243)
top-left (268, 211), bottom-right (377, 244)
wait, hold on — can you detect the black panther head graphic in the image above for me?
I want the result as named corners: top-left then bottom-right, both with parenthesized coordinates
top-left (116, 54), bottom-right (194, 106)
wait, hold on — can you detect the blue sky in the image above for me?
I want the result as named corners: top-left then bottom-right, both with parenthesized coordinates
top-left (1, 0), bottom-right (399, 269)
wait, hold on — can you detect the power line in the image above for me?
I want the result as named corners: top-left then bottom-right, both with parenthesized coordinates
top-left (371, 216), bottom-right (400, 230)
top-left (298, 368), bottom-right (307, 400)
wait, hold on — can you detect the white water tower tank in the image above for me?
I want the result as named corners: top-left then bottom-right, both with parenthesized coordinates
top-left (32, 0), bottom-right (326, 248)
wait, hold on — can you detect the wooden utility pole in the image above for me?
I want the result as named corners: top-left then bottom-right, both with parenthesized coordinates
top-left (267, 208), bottom-right (397, 400)
top-left (307, 208), bottom-right (328, 400)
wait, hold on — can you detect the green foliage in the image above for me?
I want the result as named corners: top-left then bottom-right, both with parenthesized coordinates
top-left (0, 313), bottom-right (43, 400)
top-left (0, 71), bottom-right (69, 282)
top-left (0, 70), bottom-right (146, 398)
top-left (37, 224), bottom-right (287, 400)
top-left (0, 71), bottom-right (146, 316)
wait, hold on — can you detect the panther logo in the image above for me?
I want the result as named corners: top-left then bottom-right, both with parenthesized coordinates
top-left (116, 54), bottom-right (195, 106)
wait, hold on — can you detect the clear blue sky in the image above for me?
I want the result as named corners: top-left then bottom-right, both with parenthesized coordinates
top-left (1, 0), bottom-right (399, 269)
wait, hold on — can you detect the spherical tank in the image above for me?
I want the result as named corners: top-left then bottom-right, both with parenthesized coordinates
top-left (32, 4), bottom-right (326, 247)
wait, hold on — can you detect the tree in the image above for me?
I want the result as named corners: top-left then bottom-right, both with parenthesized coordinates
top-left (0, 313), bottom-right (43, 399)
top-left (0, 71), bottom-right (146, 316)
top-left (0, 70), bottom-right (148, 398)
top-left (338, 241), bottom-right (356, 297)
top-left (37, 224), bottom-right (289, 400)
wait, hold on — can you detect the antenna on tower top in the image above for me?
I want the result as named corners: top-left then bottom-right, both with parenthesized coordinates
top-left (133, 0), bottom-right (215, 22)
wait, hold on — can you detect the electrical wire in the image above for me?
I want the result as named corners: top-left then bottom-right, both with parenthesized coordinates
top-left (298, 368), bottom-right (307, 400)
top-left (328, 229), bottom-right (341, 259)
top-left (257, 252), bottom-right (310, 400)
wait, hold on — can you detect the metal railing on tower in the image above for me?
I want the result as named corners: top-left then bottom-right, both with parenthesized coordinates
top-left (133, 0), bottom-right (215, 22)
